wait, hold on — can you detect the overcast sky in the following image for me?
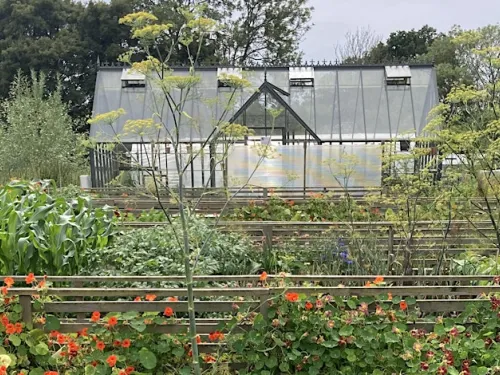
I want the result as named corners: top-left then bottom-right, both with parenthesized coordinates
top-left (302, 0), bottom-right (500, 61)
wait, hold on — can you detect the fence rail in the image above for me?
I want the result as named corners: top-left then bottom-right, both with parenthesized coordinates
top-left (6, 275), bottom-right (500, 346)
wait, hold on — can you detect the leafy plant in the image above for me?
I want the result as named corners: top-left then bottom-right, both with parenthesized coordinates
top-left (0, 72), bottom-right (87, 186)
top-left (0, 180), bottom-right (116, 275)
top-left (85, 217), bottom-right (260, 278)
top-left (228, 277), bottom-right (500, 374)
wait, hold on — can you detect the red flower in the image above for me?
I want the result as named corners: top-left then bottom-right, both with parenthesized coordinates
top-left (125, 366), bottom-right (134, 374)
top-left (5, 323), bottom-right (16, 335)
top-left (96, 341), bottom-right (105, 351)
top-left (134, 296), bottom-right (141, 302)
top-left (203, 354), bottom-right (216, 363)
top-left (3, 277), bottom-right (14, 288)
top-left (14, 322), bottom-right (22, 334)
top-left (437, 367), bottom-right (448, 375)
top-left (90, 311), bottom-right (100, 323)
top-left (0, 315), bottom-right (9, 327)
top-left (78, 328), bottom-right (88, 337)
top-left (25, 273), bottom-right (36, 285)
top-left (399, 301), bottom-right (408, 311)
top-left (113, 340), bottom-right (121, 347)
top-left (305, 301), bottom-right (313, 310)
top-left (167, 297), bottom-right (178, 302)
top-left (285, 293), bottom-right (299, 302)
top-left (196, 335), bottom-right (202, 344)
top-left (163, 307), bottom-right (174, 317)
top-left (420, 362), bottom-right (429, 370)
top-left (145, 294), bottom-right (157, 301)
top-left (259, 272), bottom-right (268, 282)
top-left (1, 287), bottom-right (8, 296)
top-left (107, 316), bottom-right (118, 327)
top-left (106, 354), bottom-right (118, 367)
top-left (122, 339), bottom-right (131, 348)
top-left (44, 372), bottom-right (59, 375)
top-left (208, 331), bottom-right (225, 342)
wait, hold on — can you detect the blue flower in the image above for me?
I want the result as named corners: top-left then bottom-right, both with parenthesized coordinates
top-left (339, 251), bottom-right (348, 259)
top-left (346, 260), bottom-right (353, 265)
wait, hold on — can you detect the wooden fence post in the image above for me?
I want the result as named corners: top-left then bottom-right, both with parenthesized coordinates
top-left (388, 225), bottom-right (395, 274)
top-left (262, 224), bottom-right (273, 255)
top-left (20, 295), bottom-right (33, 328)
top-left (259, 291), bottom-right (269, 319)
top-left (74, 281), bottom-right (85, 322)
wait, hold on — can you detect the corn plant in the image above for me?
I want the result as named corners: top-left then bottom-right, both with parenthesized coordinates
top-left (0, 180), bottom-right (116, 275)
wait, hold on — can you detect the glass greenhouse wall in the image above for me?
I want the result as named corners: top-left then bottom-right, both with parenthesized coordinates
top-left (90, 63), bottom-right (438, 188)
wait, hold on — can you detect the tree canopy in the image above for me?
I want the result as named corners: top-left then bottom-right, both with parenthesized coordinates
top-left (0, 0), bottom-right (312, 127)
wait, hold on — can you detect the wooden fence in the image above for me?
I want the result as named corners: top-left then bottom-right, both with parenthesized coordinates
top-left (6, 275), bottom-right (500, 350)
top-left (122, 220), bottom-right (500, 268)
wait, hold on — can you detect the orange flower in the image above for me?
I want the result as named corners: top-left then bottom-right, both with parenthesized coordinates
top-left (5, 323), bottom-right (16, 335)
top-left (163, 307), bottom-right (174, 317)
top-left (49, 330), bottom-right (59, 338)
top-left (25, 273), bottom-right (36, 285)
top-left (3, 277), bottom-right (14, 288)
top-left (90, 311), bottom-right (100, 323)
top-left (133, 297), bottom-right (141, 302)
top-left (400, 300), bottom-right (408, 311)
top-left (387, 293), bottom-right (393, 301)
top-left (167, 297), bottom-right (178, 302)
top-left (285, 293), bottom-right (299, 302)
top-left (113, 340), bottom-right (121, 347)
top-left (121, 339), bottom-right (131, 348)
top-left (106, 354), bottom-right (118, 367)
top-left (125, 366), bottom-right (134, 374)
top-left (1, 287), bottom-right (8, 296)
top-left (203, 354), bottom-right (216, 363)
top-left (364, 281), bottom-right (373, 288)
top-left (208, 331), bottom-right (225, 342)
top-left (78, 328), bottom-right (88, 337)
top-left (44, 372), bottom-right (58, 375)
top-left (196, 335), bottom-right (201, 344)
top-left (374, 276), bottom-right (384, 285)
top-left (107, 316), bottom-right (118, 327)
top-left (145, 294), bottom-right (157, 301)
top-left (37, 280), bottom-right (46, 289)
top-left (0, 315), bottom-right (9, 326)
top-left (259, 272), bottom-right (268, 282)
top-left (119, 371), bottom-right (127, 375)
top-left (96, 341), bottom-right (105, 351)
top-left (15, 322), bottom-right (22, 334)
top-left (304, 301), bottom-right (313, 310)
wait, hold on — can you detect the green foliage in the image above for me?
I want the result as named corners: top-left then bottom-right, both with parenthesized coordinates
top-left (0, 72), bottom-right (87, 185)
top-left (226, 195), bottom-right (380, 222)
top-left (228, 288), bottom-right (500, 374)
top-left (0, 180), bottom-right (116, 275)
top-left (85, 218), bottom-right (260, 277)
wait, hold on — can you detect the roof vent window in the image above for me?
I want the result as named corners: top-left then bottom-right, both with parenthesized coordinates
top-left (121, 69), bottom-right (146, 88)
top-left (385, 66), bottom-right (411, 86)
top-left (289, 67), bottom-right (314, 87)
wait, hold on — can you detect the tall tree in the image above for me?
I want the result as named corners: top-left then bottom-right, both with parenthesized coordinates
top-left (335, 27), bottom-right (382, 64)
top-left (0, 0), bottom-right (135, 127)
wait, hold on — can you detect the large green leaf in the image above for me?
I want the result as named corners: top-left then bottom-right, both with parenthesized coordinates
top-left (139, 348), bottom-right (157, 369)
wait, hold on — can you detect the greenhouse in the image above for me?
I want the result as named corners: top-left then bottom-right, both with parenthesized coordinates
top-left (89, 63), bottom-right (438, 188)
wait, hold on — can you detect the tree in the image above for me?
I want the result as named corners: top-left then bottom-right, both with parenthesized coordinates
top-left (0, 72), bottom-right (86, 185)
top-left (0, 0), bottom-right (135, 128)
top-left (425, 25), bottom-right (500, 266)
top-left (334, 27), bottom-right (382, 64)
top-left (218, 0), bottom-right (313, 64)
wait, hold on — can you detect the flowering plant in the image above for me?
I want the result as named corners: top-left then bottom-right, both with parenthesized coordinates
top-left (228, 277), bottom-right (500, 375)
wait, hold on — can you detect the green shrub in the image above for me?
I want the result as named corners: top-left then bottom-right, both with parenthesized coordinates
top-left (85, 217), bottom-right (261, 277)
top-left (0, 180), bottom-right (116, 275)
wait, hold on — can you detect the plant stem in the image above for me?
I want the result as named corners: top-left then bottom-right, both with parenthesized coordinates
top-left (177, 174), bottom-right (201, 375)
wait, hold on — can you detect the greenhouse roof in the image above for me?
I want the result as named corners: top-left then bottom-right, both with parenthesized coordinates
top-left (90, 63), bottom-right (438, 143)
